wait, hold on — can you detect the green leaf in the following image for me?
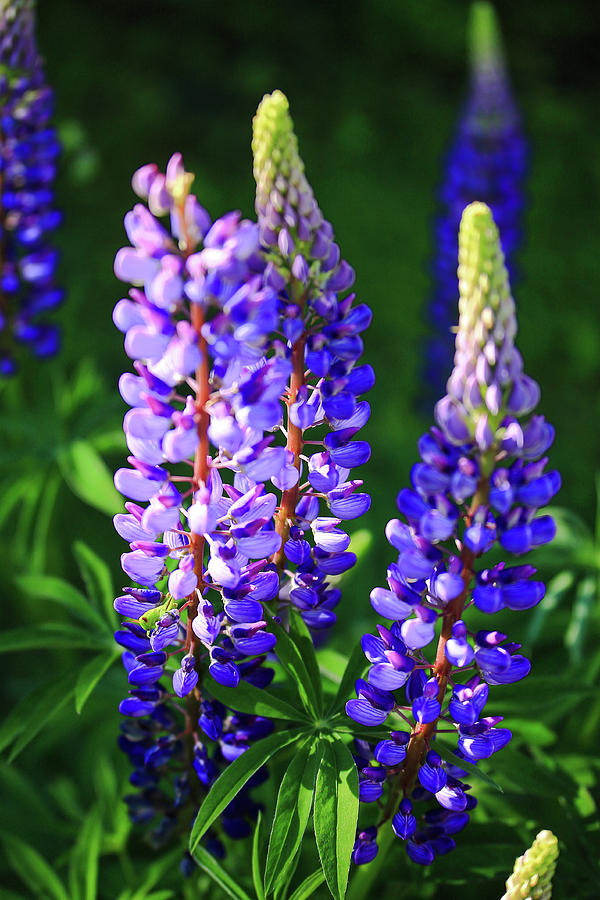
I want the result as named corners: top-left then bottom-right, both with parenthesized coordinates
top-left (1, 832), bottom-right (70, 900)
top-left (313, 738), bottom-right (359, 900)
top-left (565, 575), bottom-right (596, 664)
top-left (192, 845), bottom-right (252, 900)
top-left (15, 573), bottom-right (109, 635)
top-left (264, 739), bottom-right (322, 895)
top-left (0, 673), bottom-right (75, 761)
top-left (525, 570), bottom-right (575, 647)
top-left (326, 642), bottom-right (368, 716)
top-left (207, 675), bottom-right (308, 722)
top-left (251, 811), bottom-right (266, 900)
top-left (287, 869), bottom-right (326, 900)
top-left (434, 740), bottom-right (504, 793)
top-left (30, 470), bottom-right (61, 573)
top-left (72, 806), bottom-right (103, 900)
top-left (288, 610), bottom-right (323, 713)
top-left (264, 611), bottom-right (321, 716)
top-left (73, 540), bottom-right (117, 627)
top-left (58, 439), bottom-right (121, 515)
top-left (75, 650), bottom-right (120, 714)
top-left (0, 623), bottom-right (100, 653)
top-left (189, 728), bottom-right (304, 854)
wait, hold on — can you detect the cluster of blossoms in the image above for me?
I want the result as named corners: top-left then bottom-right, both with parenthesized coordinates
top-left (0, 0), bottom-right (62, 375)
top-left (112, 91), bottom-right (372, 855)
top-left (347, 203), bottom-right (558, 866)
top-left (424, 2), bottom-right (526, 402)
top-left (502, 829), bottom-right (559, 900)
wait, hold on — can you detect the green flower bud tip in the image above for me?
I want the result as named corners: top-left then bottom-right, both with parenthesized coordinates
top-left (469, 1), bottom-right (505, 74)
top-left (502, 830), bottom-right (559, 900)
top-left (252, 90), bottom-right (304, 210)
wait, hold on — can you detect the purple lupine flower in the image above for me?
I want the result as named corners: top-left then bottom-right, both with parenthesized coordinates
top-left (424, 3), bottom-right (526, 405)
top-left (0, 0), bottom-right (62, 375)
top-left (113, 90), bottom-right (371, 856)
top-left (347, 203), bottom-right (558, 866)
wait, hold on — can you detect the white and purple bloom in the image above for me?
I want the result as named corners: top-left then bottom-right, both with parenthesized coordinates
top-left (112, 90), bottom-right (372, 856)
top-left (346, 203), bottom-right (558, 866)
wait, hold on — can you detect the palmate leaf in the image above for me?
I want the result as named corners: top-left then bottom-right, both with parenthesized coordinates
top-left (313, 738), bottom-right (359, 900)
top-left (189, 728), bottom-right (305, 855)
top-left (207, 675), bottom-right (309, 723)
top-left (0, 672), bottom-right (76, 762)
top-left (75, 649), bottom-right (121, 714)
top-left (15, 573), bottom-right (110, 636)
top-left (264, 611), bottom-right (321, 716)
top-left (73, 540), bottom-right (117, 628)
top-left (58, 439), bottom-right (121, 516)
top-left (251, 811), bottom-right (266, 900)
top-left (287, 870), bottom-right (326, 900)
top-left (1, 831), bottom-right (70, 900)
top-left (326, 642), bottom-right (368, 716)
top-left (264, 738), bottom-right (323, 896)
top-left (193, 845), bottom-right (253, 900)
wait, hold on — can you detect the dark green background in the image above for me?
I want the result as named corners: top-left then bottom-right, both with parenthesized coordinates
top-left (2, 1), bottom-right (599, 897)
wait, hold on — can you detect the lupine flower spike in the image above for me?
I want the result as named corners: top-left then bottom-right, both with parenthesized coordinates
top-left (424, 1), bottom-right (526, 403)
top-left (112, 91), bottom-right (372, 860)
top-left (0, 0), bottom-right (62, 375)
top-left (347, 202), bottom-right (559, 866)
top-left (502, 830), bottom-right (559, 900)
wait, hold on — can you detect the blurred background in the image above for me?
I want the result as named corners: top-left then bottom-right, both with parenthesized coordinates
top-left (2, 1), bottom-right (599, 897)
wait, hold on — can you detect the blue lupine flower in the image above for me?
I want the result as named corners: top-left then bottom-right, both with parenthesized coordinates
top-left (113, 91), bottom-right (372, 856)
top-left (347, 203), bottom-right (558, 865)
top-left (424, 2), bottom-right (526, 405)
top-left (0, 0), bottom-right (62, 374)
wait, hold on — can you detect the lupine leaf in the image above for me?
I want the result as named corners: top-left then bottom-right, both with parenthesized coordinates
top-left (129, 848), bottom-right (181, 900)
top-left (288, 610), bottom-right (323, 713)
top-left (58, 439), bottom-right (121, 515)
top-left (434, 740), bottom-right (504, 792)
top-left (73, 540), bottom-right (117, 628)
top-left (192, 845), bottom-right (253, 900)
top-left (326, 642), bottom-right (368, 716)
top-left (251, 811), bottom-right (266, 900)
top-left (526, 570), bottom-right (575, 647)
top-left (264, 611), bottom-right (321, 716)
top-left (313, 738), bottom-right (359, 900)
top-left (264, 738), bottom-right (322, 895)
top-left (1, 673), bottom-right (75, 761)
top-left (30, 470), bottom-right (61, 573)
top-left (1, 832), bottom-right (70, 900)
top-left (207, 676), bottom-right (309, 722)
top-left (0, 624), bottom-right (100, 653)
top-left (15, 573), bottom-right (109, 635)
top-left (71, 806), bottom-right (103, 900)
top-left (287, 869), bottom-right (326, 900)
top-left (189, 728), bottom-right (304, 854)
top-left (75, 650), bottom-right (120, 714)
top-left (565, 575), bottom-right (596, 664)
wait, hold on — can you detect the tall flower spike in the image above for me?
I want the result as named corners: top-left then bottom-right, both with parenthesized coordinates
top-left (424, 1), bottom-right (526, 405)
top-left (347, 202), bottom-right (558, 867)
top-left (0, 0), bottom-right (63, 375)
top-left (502, 830), bottom-right (559, 900)
top-left (113, 92), bottom-right (372, 860)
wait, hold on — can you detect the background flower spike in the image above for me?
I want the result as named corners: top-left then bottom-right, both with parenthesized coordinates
top-left (501, 830), bottom-right (559, 900)
top-left (423, 1), bottom-right (526, 407)
top-left (0, 0), bottom-right (63, 375)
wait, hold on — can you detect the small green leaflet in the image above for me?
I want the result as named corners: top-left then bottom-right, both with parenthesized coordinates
top-left (0, 672), bottom-right (76, 762)
top-left (1, 831), bottom-right (70, 900)
top-left (251, 811), bottom-right (266, 900)
top-left (73, 540), bottom-right (117, 628)
top-left (58, 439), bottom-right (121, 516)
top-left (287, 869), bottom-right (326, 900)
top-left (326, 641), bottom-right (368, 716)
top-left (264, 738), bottom-right (322, 896)
top-left (207, 675), bottom-right (309, 723)
top-left (192, 845), bottom-right (253, 900)
top-left (264, 611), bottom-right (321, 716)
top-left (189, 728), bottom-right (305, 854)
top-left (288, 610), bottom-right (323, 713)
top-left (15, 573), bottom-right (110, 636)
top-left (75, 649), bottom-right (121, 714)
top-left (313, 738), bottom-right (359, 900)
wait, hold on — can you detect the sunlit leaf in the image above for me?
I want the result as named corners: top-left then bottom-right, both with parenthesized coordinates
top-left (313, 738), bottom-right (359, 900)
